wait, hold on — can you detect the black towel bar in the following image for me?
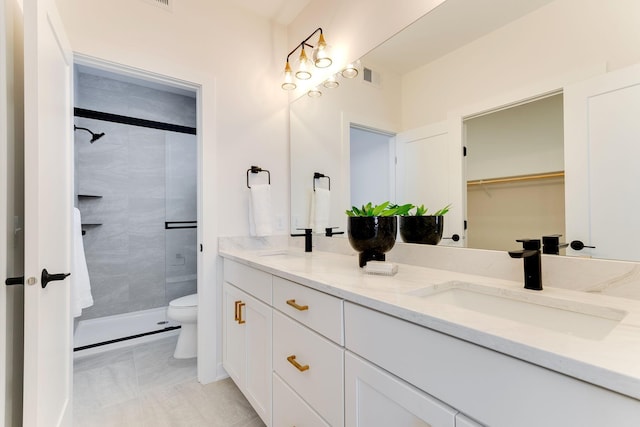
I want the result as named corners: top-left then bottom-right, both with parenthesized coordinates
top-left (313, 172), bottom-right (330, 191)
top-left (247, 166), bottom-right (271, 188)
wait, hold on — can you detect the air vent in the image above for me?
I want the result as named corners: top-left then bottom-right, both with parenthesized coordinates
top-left (362, 66), bottom-right (381, 88)
top-left (141, 0), bottom-right (172, 11)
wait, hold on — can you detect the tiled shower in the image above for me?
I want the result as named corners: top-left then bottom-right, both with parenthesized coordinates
top-left (73, 66), bottom-right (197, 349)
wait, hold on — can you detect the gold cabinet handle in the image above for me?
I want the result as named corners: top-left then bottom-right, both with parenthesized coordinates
top-left (286, 299), bottom-right (309, 311)
top-left (286, 355), bottom-right (309, 372)
top-left (238, 302), bottom-right (246, 324)
top-left (234, 300), bottom-right (241, 321)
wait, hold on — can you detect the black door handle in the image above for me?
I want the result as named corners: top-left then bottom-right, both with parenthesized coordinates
top-left (570, 240), bottom-right (596, 251)
top-left (41, 269), bottom-right (70, 289)
top-left (5, 276), bottom-right (24, 286)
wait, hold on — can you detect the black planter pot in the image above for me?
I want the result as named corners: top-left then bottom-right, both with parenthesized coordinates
top-left (399, 215), bottom-right (444, 245)
top-left (347, 216), bottom-right (397, 267)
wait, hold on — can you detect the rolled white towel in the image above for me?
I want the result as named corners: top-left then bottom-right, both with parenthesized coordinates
top-left (312, 188), bottom-right (330, 233)
top-left (71, 207), bottom-right (93, 317)
top-left (249, 184), bottom-right (273, 236)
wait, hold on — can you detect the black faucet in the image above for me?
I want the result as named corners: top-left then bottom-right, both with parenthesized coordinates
top-left (325, 227), bottom-right (344, 237)
top-left (542, 234), bottom-right (569, 255)
top-left (291, 228), bottom-right (313, 252)
top-left (508, 239), bottom-right (542, 291)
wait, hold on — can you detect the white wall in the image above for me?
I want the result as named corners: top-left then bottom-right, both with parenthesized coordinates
top-left (287, 0), bottom-right (446, 99)
top-left (55, 0), bottom-right (289, 383)
top-left (402, 0), bottom-right (640, 129)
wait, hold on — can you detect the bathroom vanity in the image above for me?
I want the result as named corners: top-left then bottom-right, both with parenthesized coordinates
top-left (220, 245), bottom-right (640, 427)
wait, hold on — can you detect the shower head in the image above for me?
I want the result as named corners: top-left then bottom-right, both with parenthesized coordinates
top-left (74, 125), bottom-right (105, 143)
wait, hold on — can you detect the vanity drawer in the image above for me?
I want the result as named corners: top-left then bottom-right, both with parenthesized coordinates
top-left (273, 310), bottom-right (344, 427)
top-left (273, 276), bottom-right (343, 344)
top-left (273, 373), bottom-right (330, 427)
top-left (224, 259), bottom-right (272, 304)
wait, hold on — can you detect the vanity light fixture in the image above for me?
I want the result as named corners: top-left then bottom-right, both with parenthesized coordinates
top-left (282, 28), bottom-right (333, 90)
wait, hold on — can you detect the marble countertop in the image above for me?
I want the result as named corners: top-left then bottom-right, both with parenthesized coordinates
top-left (219, 247), bottom-right (640, 401)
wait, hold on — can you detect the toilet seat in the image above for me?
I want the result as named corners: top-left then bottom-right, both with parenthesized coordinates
top-left (169, 293), bottom-right (198, 308)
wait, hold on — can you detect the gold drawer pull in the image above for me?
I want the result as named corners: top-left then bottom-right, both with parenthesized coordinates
top-left (234, 300), bottom-right (241, 321)
top-left (238, 302), bottom-right (246, 324)
top-left (286, 355), bottom-right (309, 372)
top-left (286, 299), bottom-right (309, 311)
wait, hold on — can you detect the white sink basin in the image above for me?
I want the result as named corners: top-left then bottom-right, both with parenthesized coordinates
top-left (407, 282), bottom-right (626, 340)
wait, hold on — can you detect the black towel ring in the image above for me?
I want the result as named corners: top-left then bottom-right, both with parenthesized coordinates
top-left (247, 166), bottom-right (271, 188)
top-left (313, 172), bottom-right (330, 191)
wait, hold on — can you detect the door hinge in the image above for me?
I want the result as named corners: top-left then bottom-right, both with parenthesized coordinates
top-left (200, 244), bottom-right (203, 252)
top-left (463, 146), bottom-right (467, 156)
top-left (464, 220), bottom-right (468, 230)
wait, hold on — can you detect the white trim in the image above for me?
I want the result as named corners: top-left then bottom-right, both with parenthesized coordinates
top-left (69, 54), bottom-right (221, 383)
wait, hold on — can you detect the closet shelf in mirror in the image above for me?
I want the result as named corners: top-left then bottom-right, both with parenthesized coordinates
top-left (78, 194), bottom-right (102, 198)
top-left (467, 171), bottom-right (564, 187)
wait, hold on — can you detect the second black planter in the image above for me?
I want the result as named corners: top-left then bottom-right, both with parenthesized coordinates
top-left (347, 216), bottom-right (397, 267)
top-left (399, 215), bottom-right (444, 245)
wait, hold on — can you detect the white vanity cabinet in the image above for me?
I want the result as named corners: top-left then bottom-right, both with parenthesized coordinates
top-left (271, 276), bottom-right (345, 427)
top-left (222, 261), bottom-right (272, 426)
top-left (344, 301), bottom-right (640, 427)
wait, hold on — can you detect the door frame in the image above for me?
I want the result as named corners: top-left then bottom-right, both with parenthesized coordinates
top-left (447, 63), bottom-right (607, 247)
top-left (71, 53), bottom-right (206, 372)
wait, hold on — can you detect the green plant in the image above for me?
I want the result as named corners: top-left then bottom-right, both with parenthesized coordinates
top-left (409, 203), bottom-right (451, 216)
top-left (345, 201), bottom-right (414, 217)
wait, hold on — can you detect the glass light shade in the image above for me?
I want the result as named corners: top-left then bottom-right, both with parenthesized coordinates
top-left (323, 75), bottom-right (339, 89)
top-left (295, 47), bottom-right (312, 80)
top-left (281, 61), bottom-right (297, 90)
top-left (307, 87), bottom-right (322, 98)
top-left (341, 62), bottom-right (359, 79)
top-left (312, 33), bottom-right (332, 68)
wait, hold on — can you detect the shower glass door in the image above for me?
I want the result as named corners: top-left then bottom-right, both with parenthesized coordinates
top-left (164, 131), bottom-right (197, 323)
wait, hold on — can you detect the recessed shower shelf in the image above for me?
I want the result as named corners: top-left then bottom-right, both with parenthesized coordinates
top-left (81, 223), bottom-right (102, 236)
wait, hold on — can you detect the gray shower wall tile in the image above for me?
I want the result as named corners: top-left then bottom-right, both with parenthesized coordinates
top-left (77, 72), bottom-right (196, 128)
top-left (80, 274), bottom-right (130, 320)
top-left (76, 69), bottom-right (197, 322)
top-left (165, 280), bottom-right (198, 304)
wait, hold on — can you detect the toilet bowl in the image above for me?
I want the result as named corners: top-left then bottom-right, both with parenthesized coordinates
top-left (167, 293), bottom-right (198, 359)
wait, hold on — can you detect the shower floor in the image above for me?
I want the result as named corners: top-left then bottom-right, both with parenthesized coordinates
top-left (74, 306), bottom-right (180, 357)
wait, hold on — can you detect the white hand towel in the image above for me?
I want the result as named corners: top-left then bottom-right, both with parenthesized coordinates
top-left (249, 184), bottom-right (273, 236)
top-left (312, 188), bottom-right (331, 233)
top-left (71, 207), bottom-right (93, 317)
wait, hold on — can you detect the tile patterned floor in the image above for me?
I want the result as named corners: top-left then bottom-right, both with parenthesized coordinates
top-left (73, 335), bottom-right (264, 426)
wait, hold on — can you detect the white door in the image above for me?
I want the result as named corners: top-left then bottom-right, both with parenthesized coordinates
top-left (564, 64), bottom-right (640, 261)
top-left (396, 121), bottom-right (464, 246)
top-left (23, 0), bottom-right (73, 425)
top-left (1, 0), bottom-right (9, 420)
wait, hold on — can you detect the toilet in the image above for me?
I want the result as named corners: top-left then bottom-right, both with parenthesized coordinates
top-left (167, 293), bottom-right (198, 359)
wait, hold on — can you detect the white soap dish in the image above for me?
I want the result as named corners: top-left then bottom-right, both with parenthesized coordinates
top-left (364, 261), bottom-right (398, 276)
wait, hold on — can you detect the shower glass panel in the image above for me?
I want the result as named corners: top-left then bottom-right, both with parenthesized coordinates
top-left (164, 132), bottom-right (198, 305)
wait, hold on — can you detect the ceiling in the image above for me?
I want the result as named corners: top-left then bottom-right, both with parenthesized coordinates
top-left (364, 0), bottom-right (555, 74)
top-left (225, 0), bottom-right (311, 25)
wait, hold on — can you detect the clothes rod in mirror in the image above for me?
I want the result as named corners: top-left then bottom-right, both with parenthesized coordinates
top-left (467, 171), bottom-right (564, 186)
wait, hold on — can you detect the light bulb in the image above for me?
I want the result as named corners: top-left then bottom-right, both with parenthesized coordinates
top-left (281, 61), bottom-right (297, 90)
top-left (313, 33), bottom-right (332, 68)
top-left (323, 75), bottom-right (339, 89)
top-left (295, 47), bottom-right (312, 80)
top-left (341, 60), bottom-right (360, 79)
top-left (308, 87), bottom-right (322, 98)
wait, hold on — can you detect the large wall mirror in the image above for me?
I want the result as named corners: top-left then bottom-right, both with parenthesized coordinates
top-left (290, 0), bottom-right (640, 262)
